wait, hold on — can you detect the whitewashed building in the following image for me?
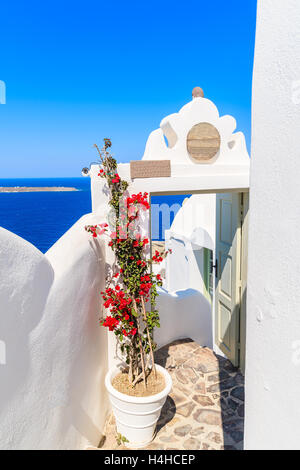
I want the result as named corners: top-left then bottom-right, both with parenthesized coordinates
top-left (0, 0), bottom-right (299, 450)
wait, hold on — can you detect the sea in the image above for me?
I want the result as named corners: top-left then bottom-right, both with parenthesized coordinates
top-left (0, 178), bottom-right (189, 253)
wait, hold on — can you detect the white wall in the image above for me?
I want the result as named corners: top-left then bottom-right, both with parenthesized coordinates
top-left (154, 287), bottom-right (213, 349)
top-left (245, 0), bottom-right (300, 450)
top-left (165, 194), bottom-right (215, 292)
top-left (0, 214), bottom-right (109, 450)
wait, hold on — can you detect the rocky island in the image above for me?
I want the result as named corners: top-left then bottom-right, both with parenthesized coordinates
top-left (0, 187), bottom-right (78, 192)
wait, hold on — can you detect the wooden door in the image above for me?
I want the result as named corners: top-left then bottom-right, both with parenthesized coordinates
top-left (215, 193), bottom-right (242, 367)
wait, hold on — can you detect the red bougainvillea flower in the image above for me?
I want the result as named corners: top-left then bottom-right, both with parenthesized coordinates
top-left (152, 250), bottom-right (163, 263)
top-left (111, 173), bottom-right (120, 184)
top-left (102, 316), bottom-right (119, 331)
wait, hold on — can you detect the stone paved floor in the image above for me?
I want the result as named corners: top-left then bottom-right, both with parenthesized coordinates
top-left (97, 339), bottom-right (244, 451)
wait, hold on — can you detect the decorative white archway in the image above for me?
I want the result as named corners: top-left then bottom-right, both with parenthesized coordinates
top-left (90, 89), bottom-right (250, 368)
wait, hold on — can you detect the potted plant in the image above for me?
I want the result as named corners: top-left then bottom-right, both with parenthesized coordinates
top-left (85, 139), bottom-right (172, 448)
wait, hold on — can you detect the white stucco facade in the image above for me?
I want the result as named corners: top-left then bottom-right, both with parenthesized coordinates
top-left (244, 0), bottom-right (300, 450)
top-left (0, 216), bottom-right (109, 450)
top-left (0, 86), bottom-right (252, 449)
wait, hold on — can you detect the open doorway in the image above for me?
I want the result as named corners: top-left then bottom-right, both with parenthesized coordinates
top-left (149, 190), bottom-right (249, 374)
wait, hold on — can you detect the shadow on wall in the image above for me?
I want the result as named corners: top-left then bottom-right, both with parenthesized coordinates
top-left (0, 228), bottom-right (54, 417)
top-left (154, 287), bottom-right (213, 349)
top-left (0, 214), bottom-right (109, 450)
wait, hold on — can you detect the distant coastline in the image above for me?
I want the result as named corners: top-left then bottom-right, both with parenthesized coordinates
top-left (0, 187), bottom-right (78, 193)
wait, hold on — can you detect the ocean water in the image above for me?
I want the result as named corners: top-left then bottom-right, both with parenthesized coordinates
top-left (0, 178), bottom-right (189, 253)
top-left (0, 178), bottom-right (92, 253)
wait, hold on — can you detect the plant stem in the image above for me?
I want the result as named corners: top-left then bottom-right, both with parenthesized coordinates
top-left (94, 143), bottom-right (105, 164)
top-left (129, 354), bottom-right (133, 386)
top-left (134, 300), bottom-right (147, 389)
top-left (141, 297), bottom-right (157, 378)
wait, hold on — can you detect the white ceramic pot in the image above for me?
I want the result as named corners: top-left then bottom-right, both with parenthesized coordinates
top-left (105, 364), bottom-right (172, 448)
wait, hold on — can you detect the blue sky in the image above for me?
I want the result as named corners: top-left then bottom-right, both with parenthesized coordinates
top-left (0, 0), bottom-right (257, 178)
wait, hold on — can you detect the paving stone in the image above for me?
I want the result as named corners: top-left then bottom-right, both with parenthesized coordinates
top-left (214, 398), bottom-right (221, 407)
top-left (206, 383), bottom-right (221, 393)
top-left (207, 370), bottom-right (230, 383)
top-left (176, 367), bottom-right (198, 384)
top-left (194, 347), bottom-right (217, 360)
top-left (176, 402), bottom-right (196, 418)
top-left (156, 425), bottom-right (168, 436)
top-left (174, 356), bottom-right (187, 367)
top-left (207, 431), bottom-right (223, 444)
top-left (201, 442), bottom-right (215, 450)
top-left (188, 360), bottom-right (220, 374)
top-left (164, 356), bottom-right (177, 369)
top-left (220, 397), bottom-right (227, 408)
top-left (228, 398), bottom-right (239, 411)
top-left (192, 395), bottom-right (214, 407)
top-left (222, 407), bottom-right (236, 421)
top-left (183, 438), bottom-right (201, 450)
top-left (222, 360), bottom-right (237, 373)
top-left (184, 341), bottom-right (201, 352)
top-left (237, 404), bottom-right (244, 418)
top-left (190, 426), bottom-right (205, 436)
top-left (145, 443), bottom-right (164, 450)
top-left (233, 441), bottom-right (243, 450)
top-left (223, 419), bottom-right (244, 432)
top-left (231, 386), bottom-right (245, 401)
top-left (194, 382), bottom-right (206, 394)
top-left (234, 373), bottom-right (244, 385)
top-left (164, 415), bottom-right (180, 428)
top-left (174, 424), bottom-right (192, 437)
top-left (218, 377), bottom-right (240, 391)
top-left (193, 409), bottom-right (222, 426)
top-left (169, 391), bottom-right (188, 407)
top-left (175, 369), bottom-right (189, 384)
top-left (160, 435), bottom-right (178, 443)
top-left (228, 430), bottom-right (244, 443)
